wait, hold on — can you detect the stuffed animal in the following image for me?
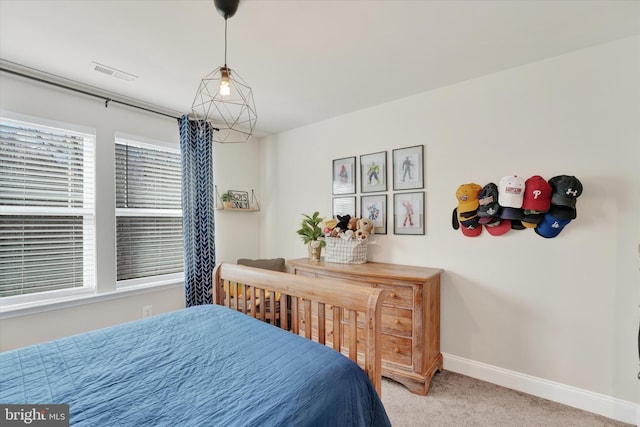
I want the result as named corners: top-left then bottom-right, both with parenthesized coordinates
top-left (357, 218), bottom-right (375, 235)
top-left (321, 218), bottom-right (338, 235)
top-left (335, 214), bottom-right (351, 232)
top-left (355, 229), bottom-right (369, 241)
top-left (340, 230), bottom-right (354, 240)
top-left (347, 218), bottom-right (373, 241)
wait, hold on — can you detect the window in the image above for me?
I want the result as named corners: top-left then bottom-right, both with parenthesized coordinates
top-left (0, 115), bottom-right (95, 299)
top-left (115, 139), bottom-right (183, 284)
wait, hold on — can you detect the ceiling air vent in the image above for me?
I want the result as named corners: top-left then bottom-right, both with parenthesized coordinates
top-left (89, 62), bottom-right (137, 82)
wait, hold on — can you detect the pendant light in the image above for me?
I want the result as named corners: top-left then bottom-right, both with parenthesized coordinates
top-left (192, 0), bottom-right (257, 143)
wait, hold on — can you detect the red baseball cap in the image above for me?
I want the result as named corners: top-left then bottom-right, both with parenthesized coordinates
top-left (460, 223), bottom-right (482, 237)
top-left (485, 218), bottom-right (511, 236)
top-left (522, 175), bottom-right (552, 212)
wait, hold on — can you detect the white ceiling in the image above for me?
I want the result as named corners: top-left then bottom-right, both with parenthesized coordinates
top-left (1, 0), bottom-right (639, 137)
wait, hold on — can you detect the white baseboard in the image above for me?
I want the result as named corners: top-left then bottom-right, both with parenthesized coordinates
top-left (442, 353), bottom-right (639, 426)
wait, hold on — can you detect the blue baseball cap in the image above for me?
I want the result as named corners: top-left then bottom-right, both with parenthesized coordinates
top-left (535, 212), bottom-right (572, 238)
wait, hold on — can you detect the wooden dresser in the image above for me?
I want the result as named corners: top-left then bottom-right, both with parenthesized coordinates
top-left (288, 258), bottom-right (443, 395)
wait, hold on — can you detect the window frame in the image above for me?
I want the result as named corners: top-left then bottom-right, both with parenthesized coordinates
top-left (0, 111), bottom-right (96, 308)
top-left (114, 136), bottom-right (184, 289)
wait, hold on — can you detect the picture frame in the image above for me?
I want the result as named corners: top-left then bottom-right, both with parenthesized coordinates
top-left (392, 145), bottom-right (424, 191)
top-left (228, 190), bottom-right (249, 209)
top-left (332, 156), bottom-right (356, 195)
top-left (393, 192), bottom-right (425, 235)
top-left (360, 151), bottom-right (387, 193)
top-left (332, 196), bottom-right (356, 218)
top-left (361, 194), bottom-right (387, 234)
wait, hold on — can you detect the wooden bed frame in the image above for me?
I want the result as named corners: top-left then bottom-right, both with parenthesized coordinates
top-left (212, 262), bottom-right (387, 395)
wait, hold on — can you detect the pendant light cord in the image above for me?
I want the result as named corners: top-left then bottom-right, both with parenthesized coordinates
top-left (224, 18), bottom-right (228, 67)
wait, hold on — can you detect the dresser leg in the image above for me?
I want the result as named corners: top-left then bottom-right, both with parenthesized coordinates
top-left (383, 353), bottom-right (444, 395)
top-left (423, 353), bottom-right (444, 394)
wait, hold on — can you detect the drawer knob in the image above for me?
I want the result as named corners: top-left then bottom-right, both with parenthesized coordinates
top-left (394, 319), bottom-right (400, 325)
top-left (393, 347), bottom-right (400, 353)
top-left (389, 292), bottom-right (396, 298)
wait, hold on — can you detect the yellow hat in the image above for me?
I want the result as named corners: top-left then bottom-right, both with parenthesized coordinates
top-left (456, 183), bottom-right (482, 214)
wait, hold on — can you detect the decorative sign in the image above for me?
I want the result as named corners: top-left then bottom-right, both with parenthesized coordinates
top-left (229, 190), bottom-right (249, 209)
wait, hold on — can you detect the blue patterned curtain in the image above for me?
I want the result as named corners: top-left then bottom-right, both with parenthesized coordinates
top-left (179, 115), bottom-right (215, 306)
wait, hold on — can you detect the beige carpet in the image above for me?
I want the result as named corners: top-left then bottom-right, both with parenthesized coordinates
top-left (381, 371), bottom-right (632, 427)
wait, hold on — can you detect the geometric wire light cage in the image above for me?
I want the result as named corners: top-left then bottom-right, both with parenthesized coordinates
top-left (191, 0), bottom-right (257, 143)
top-left (191, 65), bottom-right (257, 143)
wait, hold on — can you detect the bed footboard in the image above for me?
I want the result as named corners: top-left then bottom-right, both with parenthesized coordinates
top-left (212, 262), bottom-right (386, 396)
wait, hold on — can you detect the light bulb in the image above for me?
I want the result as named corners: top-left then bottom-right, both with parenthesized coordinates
top-left (220, 67), bottom-right (231, 96)
top-left (219, 78), bottom-right (230, 96)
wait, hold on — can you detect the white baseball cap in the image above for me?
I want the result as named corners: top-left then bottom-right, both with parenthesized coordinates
top-left (498, 175), bottom-right (525, 208)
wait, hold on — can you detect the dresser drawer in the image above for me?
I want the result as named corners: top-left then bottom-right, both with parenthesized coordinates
top-left (377, 284), bottom-right (413, 309)
top-left (382, 307), bottom-right (412, 338)
top-left (381, 334), bottom-right (412, 366)
top-left (299, 307), bottom-right (412, 339)
top-left (304, 271), bottom-right (415, 310)
top-left (340, 326), bottom-right (413, 368)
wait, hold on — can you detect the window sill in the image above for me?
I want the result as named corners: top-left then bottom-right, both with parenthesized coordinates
top-left (0, 280), bottom-right (184, 320)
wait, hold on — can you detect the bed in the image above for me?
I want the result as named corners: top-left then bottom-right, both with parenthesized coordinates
top-left (212, 262), bottom-right (387, 395)
top-left (0, 264), bottom-right (391, 426)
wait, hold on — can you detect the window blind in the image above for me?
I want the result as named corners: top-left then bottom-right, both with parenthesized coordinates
top-left (115, 143), bottom-right (182, 210)
top-left (115, 141), bottom-right (183, 282)
top-left (0, 118), bottom-right (95, 298)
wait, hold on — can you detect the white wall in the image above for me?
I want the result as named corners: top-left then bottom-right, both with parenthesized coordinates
top-left (0, 72), bottom-right (261, 350)
top-left (260, 36), bottom-right (640, 407)
top-left (213, 141), bottom-right (262, 263)
top-left (0, 287), bottom-right (184, 350)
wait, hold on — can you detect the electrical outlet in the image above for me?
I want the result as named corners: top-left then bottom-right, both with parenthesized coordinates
top-left (142, 305), bottom-right (152, 318)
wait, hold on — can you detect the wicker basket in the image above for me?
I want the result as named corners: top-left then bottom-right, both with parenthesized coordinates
top-left (324, 237), bottom-right (368, 264)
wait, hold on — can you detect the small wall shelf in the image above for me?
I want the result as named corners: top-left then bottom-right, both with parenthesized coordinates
top-left (218, 207), bottom-right (260, 212)
top-left (215, 186), bottom-right (260, 212)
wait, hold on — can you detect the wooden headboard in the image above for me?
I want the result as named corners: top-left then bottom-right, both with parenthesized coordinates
top-left (212, 262), bottom-right (386, 395)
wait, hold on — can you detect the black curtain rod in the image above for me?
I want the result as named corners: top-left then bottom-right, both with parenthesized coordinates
top-left (0, 67), bottom-right (182, 121)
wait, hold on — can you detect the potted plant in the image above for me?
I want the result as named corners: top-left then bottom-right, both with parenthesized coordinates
top-left (221, 191), bottom-right (234, 209)
top-left (296, 211), bottom-right (326, 261)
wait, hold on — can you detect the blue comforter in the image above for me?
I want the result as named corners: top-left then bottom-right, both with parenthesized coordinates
top-left (0, 305), bottom-right (390, 426)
